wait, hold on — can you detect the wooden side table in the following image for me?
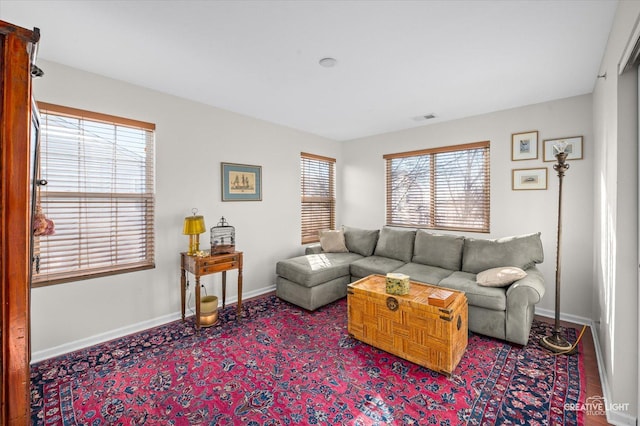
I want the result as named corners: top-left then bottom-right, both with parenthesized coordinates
top-left (180, 251), bottom-right (243, 329)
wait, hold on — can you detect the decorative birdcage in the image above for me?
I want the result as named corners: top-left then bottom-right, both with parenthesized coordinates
top-left (210, 217), bottom-right (235, 254)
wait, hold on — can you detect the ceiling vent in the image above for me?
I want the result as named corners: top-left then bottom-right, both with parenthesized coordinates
top-left (413, 113), bottom-right (437, 121)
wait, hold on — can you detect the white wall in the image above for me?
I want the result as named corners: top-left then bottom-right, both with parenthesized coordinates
top-left (30, 48), bottom-right (638, 423)
top-left (341, 94), bottom-right (594, 318)
top-left (32, 49), bottom-right (638, 424)
top-left (592, 0), bottom-right (640, 423)
top-left (31, 60), bottom-right (342, 357)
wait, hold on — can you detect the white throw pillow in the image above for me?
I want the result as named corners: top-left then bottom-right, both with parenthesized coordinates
top-left (476, 266), bottom-right (527, 287)
top-left (319, 230), bottom-right (349, 253)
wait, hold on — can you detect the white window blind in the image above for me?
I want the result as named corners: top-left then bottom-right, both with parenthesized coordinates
top-left (301, 152), bottom-right (336, 244)
top-left (33, 102), bottom-right (156, 286)
top-left (384, 141), bottom-right (490, 232)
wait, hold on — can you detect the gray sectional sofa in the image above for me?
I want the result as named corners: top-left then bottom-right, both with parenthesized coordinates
top-left (276, 226), bottom-right (546, 345)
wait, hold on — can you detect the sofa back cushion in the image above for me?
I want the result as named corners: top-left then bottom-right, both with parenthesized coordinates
top-left (343, 226), bottom-right (379, 257)
top-left (461, 232), bottom-right (544, 274)
top-left (373, 227), bottom-right (416, 263)
top-left (412, 230), bottom-right (464, 270)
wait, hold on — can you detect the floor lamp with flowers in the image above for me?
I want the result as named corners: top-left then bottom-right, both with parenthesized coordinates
top-left (540, 141), bottom-right (574, 353)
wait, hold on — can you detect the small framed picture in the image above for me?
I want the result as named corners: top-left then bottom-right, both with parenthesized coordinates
top-left (543, 136), bottom-right (583, 162)
top-left (221, 162), bottom-right (262, 201)
top-left (512, 168), bottom-right (547, 190)
top-left (511, 131), bottom-right (538, 161)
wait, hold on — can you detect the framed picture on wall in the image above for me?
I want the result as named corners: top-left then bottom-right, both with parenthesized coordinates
top-left (221, 162), bottom-right (262, 201)
top-left (511, 130), bottom-right (539, 161)
top-left (512, 168), bottom-right (547, 190)
top-left (543, 136), bottom-right (583, 162)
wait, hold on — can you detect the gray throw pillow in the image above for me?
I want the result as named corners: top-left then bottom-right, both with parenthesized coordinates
top-left (412, 230), bottom-right (464, 270)
top-left (343, 226), bottom-right (379, 257)
top-left (462, 232), bottom-right (544, 274)
top-left (373, 227), bottom-right (416, 263)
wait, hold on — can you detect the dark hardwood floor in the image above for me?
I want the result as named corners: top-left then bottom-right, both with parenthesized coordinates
top-left (535, 315), bottom-right (611, 425)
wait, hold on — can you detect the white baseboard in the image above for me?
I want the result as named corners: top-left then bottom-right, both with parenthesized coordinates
top-left (607, 409), bottom-right (638, 426)
top-left (534, 309), bottom-right (637, 425)
top-left (589, 326), bottom-right (638, 425)
top-left (534, 307), bottom-right (592, 326)
top-left (31, 284), bottom-right (276, 363)
top-left (30, 311), bottom-right (181, 363)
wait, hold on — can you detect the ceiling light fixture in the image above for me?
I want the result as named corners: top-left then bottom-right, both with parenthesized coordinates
top-left (319, 57), bottom-right (337, 68)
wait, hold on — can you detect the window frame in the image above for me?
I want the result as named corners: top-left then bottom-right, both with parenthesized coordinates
top-left (300, 152), bottom-right (336, 244)
top-left (32, 102), bottom-right (156, 287)
top-left (384, 141), bottom-right (490, 233)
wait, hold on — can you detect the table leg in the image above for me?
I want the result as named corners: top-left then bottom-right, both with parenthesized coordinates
top-left (180, 267), bottom-right (186, 321)
top-left (222, 270), bottom-right (227, 309)
top-left (195, 275), bottom-right (201, 330)
top-left (237, 265), bottom-right (243, 317)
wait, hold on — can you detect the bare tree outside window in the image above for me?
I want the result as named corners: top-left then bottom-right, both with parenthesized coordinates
top-left (385, 142), bottom-right (490, 232)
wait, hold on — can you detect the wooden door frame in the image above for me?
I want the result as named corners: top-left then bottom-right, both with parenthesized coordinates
top-left (0, 20), bottom-right (39, 425)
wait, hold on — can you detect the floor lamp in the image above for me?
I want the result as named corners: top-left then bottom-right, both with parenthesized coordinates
top-left (540, 142), bottom-right (574, 353)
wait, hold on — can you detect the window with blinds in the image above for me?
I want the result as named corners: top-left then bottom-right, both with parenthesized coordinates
top-left (384, 141), bottom-right (490, 232)
top-left (301, 152), bottom-right (336, 244)
top-left (33, 103), bottom-right (156, 286)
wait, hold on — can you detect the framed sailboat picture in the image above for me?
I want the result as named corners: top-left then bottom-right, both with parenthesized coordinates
top-left (221, 162), bottom-right (262, 201)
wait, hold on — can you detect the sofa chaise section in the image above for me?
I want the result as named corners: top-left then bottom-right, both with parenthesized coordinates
top-left (275, 252), bottom-right (363, 311)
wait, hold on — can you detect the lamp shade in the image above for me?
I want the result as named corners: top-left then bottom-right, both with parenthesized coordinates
top-left (183, 215), bottom-right (206, 235)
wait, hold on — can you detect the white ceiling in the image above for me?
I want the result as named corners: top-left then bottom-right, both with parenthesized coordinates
top-left (1, 0), bottom-right (618, 141)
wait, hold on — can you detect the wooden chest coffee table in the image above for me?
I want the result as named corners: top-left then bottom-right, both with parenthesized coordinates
top-left (347, 274), bottom-right (468, 375)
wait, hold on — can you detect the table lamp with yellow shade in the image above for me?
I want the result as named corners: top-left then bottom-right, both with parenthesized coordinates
top-left (183, 208), bottom-right (206, 255)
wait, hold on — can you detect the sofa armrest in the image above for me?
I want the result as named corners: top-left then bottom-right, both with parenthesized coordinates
top-left (505, 266), bottom-right (546, 345)
top-left (305, 243), bottom-right (323, 255)
top-left (506, 266), bottom-right (545, 304)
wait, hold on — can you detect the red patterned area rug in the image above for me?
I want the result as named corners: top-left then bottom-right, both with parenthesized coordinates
top-left (31, 295), bottom-right (584, 425)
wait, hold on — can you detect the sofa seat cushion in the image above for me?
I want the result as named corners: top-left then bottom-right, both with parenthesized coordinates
top-left (392, 262), bottom-right (455, 286)
top-left (439, 271), bottom-right (507, 311)
top-left (276, 252), bottom-right (363, 288)
top-left (350, 256), bottom-right (406, 278)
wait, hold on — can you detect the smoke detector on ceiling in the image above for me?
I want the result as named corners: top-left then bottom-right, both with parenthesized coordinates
top-left (319, 57), bottom-right (337, 68)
